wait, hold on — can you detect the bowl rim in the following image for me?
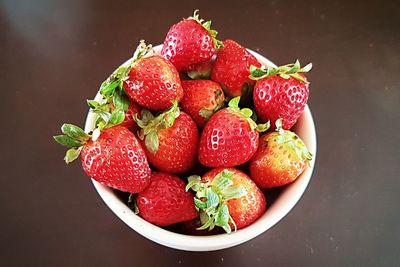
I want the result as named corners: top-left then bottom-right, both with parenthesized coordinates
top-left (84, 44), bottom-right (317, 251)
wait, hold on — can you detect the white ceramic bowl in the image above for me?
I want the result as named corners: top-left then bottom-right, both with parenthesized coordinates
top-left (84, 45), bottom-right (317, 251)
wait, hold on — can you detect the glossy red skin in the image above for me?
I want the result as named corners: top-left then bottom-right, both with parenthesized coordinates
top-left (124, 55), bottom-right (183, 111)
top-left (117, 101), bottom-right (141, 133)
top-left (81, 126), bottom-right (151, 193)
top-left (250, 132), bottom-right (307, 188)
top-left (198, 109), bottom-right (259, 167)
top-left (253, 75), bottom-right (309, 130)
top-left (203, 167), bottom-right (266, 229)
top-left (137, 173), bottom-right (198, 226)
top-left (211, 39), bottom-right (261, 97)
top-left (180, 80), bottom-right (225, 128)
top-left (145, 112), bottom-right (199, 174)
top-left (161, 19), bottom-right (216, 72)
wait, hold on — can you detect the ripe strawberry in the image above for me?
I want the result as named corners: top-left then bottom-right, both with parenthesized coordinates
top-left (54, 124), bottom-right (151, 193)
top-left (99, 40), bottom-right (183, 111)
top-left (137, 172), bottom-right (198, 226)
top-left (135, 102), bottom-right (199, 174)
top-left (250, 119), bottom-right (312, 188)
top-left (161, 10), bottom-right (222, 72)
top-left (180, 80), bottom-right (225, 128)
top-left (198, 97), bottom-right (269, 167)
top-left (124, 55), bottom-right (183, 111)
top-left (211, 39), bottom-right (261, 97)
top-left (186, 167), bottom-right (266, 232)
top-left (250, 60), bottom-right (312, 129)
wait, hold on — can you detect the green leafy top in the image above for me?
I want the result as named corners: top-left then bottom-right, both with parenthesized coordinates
top-left (188, 10), bottom-right (223, 49)
top-left (186, 169), bottom-right (247, 233)
top-left (53, 124), bottom-right (91, 163)
top-left (227, 97), bottom-right (270, 132)
top-left (274, 119), bottom-right (313, 164)
top-left (249, 60), bottom-right (312, 84)
top-left (134, 101), bottom-right (180, 153)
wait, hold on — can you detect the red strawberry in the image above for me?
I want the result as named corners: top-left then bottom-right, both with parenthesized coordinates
top-left (137, 172), bottom-right (198, 226)
top-left (135, 102), bottom-right (199, 174)
top-left (99, 41), bottom-right (183, 112)
top-left (250, 60), bottom-right (312, 130)
top-left (211, 39), bottom-right (261, 97)
top-left (124, 55), bottom-right (183, 111)
top-left (180, 80), bottom-right (225, 128)
top-left (186, 167), bottom-right (266, 232)
top-left (54, 124), bottom-right (151, 193)
top-left (198, 97), bottom-right (269, 167)
top-left (161, 10), bottom-right (222, 72)
top-left (250, 119), bottom-right (312, 188)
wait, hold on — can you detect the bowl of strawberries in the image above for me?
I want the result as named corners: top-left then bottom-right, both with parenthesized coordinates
top-left (54, 11), bottom-right (316, 251)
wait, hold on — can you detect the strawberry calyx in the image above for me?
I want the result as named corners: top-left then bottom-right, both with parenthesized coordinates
top-left (249, 60), bottom-right (312, 84)
top-left (274, 119), bottom-right (313, 164)
top-left (87, 98), bottom-right (128, 130)
top-left (134, 101), bottom-right (180, 153)
top-left (227, 97), bottom-right (270, 132)
top-left (188, 10), bottom-right (223, 49)
top-left (185, 169), bottom-right (247, 233)
top-left (53, 124), bottom-right (91, 163)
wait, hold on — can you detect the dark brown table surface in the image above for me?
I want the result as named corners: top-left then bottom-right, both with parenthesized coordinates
top-left (2, 0), bottom-right (399, 266)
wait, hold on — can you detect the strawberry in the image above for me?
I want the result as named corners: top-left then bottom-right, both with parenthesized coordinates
top-left (250, 119), bottom-right (312, 188)
top-left (99, 40), bottom-right (183, 111)
top-left (198, 97), bottom-right (269, 167)
top-left (186, 167), bottom-right (266, 233)
top-left (211, 39), bottom-right (261, 97)
top-left (136, 172), bottom-right (198, 226)
top-left (54, 124), bottom-right (151, 193)
top-left (250, 60), bottom-right (312, 130)
top-left (161, 10), bottom-right (222, 72)
top-left (135, 102), bottom-right (199, 174)
top-left (180, 80), bottom-right (225, 128)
